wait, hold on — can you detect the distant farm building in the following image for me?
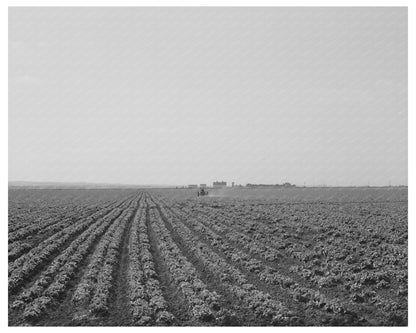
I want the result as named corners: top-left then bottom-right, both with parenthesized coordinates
top-left (188, 184), bottom-right (198, 189)
top-left (200, 184), bottom-right (207, 188)
top-left (213, 181), bottom-right (227, 188)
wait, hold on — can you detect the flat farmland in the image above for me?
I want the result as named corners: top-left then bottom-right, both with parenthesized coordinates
top-left (8, 187), bottom-right (408, 326)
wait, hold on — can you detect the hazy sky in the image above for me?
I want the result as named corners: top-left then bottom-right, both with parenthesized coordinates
top-left (9, 7), bottom-right (407, 186)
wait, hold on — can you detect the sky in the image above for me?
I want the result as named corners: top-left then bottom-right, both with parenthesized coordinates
top-left (9, 7), bottom-right (407, 186)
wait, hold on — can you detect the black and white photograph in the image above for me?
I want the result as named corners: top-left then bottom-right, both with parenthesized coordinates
top-left (6, 4), bottom-right (409, 327)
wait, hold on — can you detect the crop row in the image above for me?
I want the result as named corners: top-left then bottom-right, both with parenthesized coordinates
top-left (8, 204), bottom-right (99, 245)
top-left (8, 201), bottom-right (116, 262)
top-left (127, 196), bottom-right (174, 325)
top-left (8, 196), bottom-right (135, 294)
top-left (175, 203), bottom-right (351, 299)
top-left (195, 205), bottom-right (396, 291)
top-left (148, 202), bottom-right (222, 322)
top-left (8, 203), bottom-right (71, 234)
top-left (165, 202), bottom-right (360, 323)
top-left (8, 194), bottom-right (120, 244)
top-left (205, 203), bottom-right (407, 318)
top-left (71, 195), bottom-right (141, 320)
top-left (8, 189), bottom-right (137, 235)
top-left (180, 199), bottom-right (407, 325)
top-left (9, 211), bottom-right (68, 238)
top-left (151, 196), bottom-right (294, 325)
top-left (179, 204), bottom-right (284, 261)
top-left (12, 196), bottom-right (139, 321)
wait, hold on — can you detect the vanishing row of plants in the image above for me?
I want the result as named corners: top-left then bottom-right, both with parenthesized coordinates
top-left (9, 210), bottom-right (70, 237)
top-left (151, 196), bottom-right (295, 325)
top-left (127, 196), bottom-right (174, 325)
top-left (148, 201), bottom-right (222, 322)
top-left (11, 196), bottom-right (139, 322)
top-left (8, 196), bottom-right (135, 295)
top-left (71, 196), bottom-right (141, 320)
top-left (8, 205), bottom-right (97, 245)
top-left (160, 199), bottom-right (359, 324)
top-left (8, 188), bottom-right (136, 235)
top-left (197, 202), bottom-right (406, 288)
top-left (8, 202), bottom-right (116, 262)
top-left (176, 198), bottom-right (408, 325)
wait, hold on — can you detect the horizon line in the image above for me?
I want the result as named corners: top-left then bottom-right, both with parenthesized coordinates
top-left (8, 180), bottom-right (408, 189)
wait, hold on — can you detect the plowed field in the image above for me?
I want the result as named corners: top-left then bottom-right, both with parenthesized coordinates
top-left (8, 187), bottom-right (408, 326)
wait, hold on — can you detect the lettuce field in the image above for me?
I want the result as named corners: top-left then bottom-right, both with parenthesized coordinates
top-left (8, 187), bottom-right (408, 326)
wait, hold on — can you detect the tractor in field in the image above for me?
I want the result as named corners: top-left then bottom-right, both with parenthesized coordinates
top-left (197, 188), bottom-right (209, 197)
